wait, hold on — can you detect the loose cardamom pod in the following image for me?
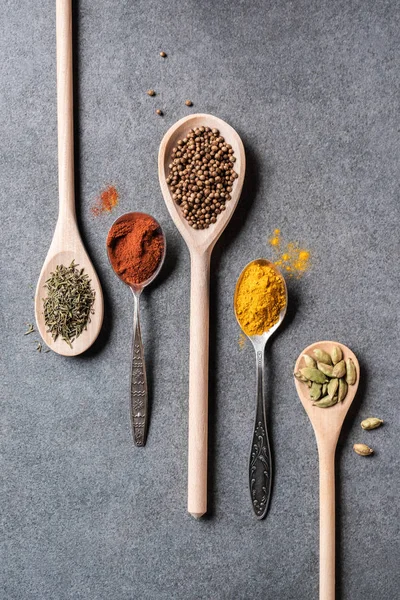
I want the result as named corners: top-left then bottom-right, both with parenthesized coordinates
top-left (313, 348), bottom-right (332, 365)
top-left (322, 383), bottom-right (328, 396)
top-left (345, 358), bottom-right (357, 385)
top-left (331, 345), bottom-right (343, 365)
top-left (361, 417), bottom-right (383, 430)
top-left (294, 371), bottom-right (308, 383)
top-left (317, 361), bottom-right (334, 377)
top-left (338, 378), bottom-right (348, 402)
top-left (300, 367), bottom-right (328, 384)
top-left (327, 378), bottom-right (339, 398)
top-left (309, 382), bottom-right (322, 401)
top-left (303, 354), bottom-right (316, 368)
top-left (353, 443), bottom-right (373, 456)
top-left (332, 359), bottom-right (346, 378)
top-left (313, 395), bottom-right (338, 408)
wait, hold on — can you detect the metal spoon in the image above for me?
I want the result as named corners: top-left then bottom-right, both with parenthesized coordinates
top-left (107, 212), bottom-right (166, 447)
top-left (234, 259), bottom-right (288, 519)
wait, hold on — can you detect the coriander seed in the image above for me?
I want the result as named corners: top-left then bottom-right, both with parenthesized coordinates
top-left (166, 126), bottom-right (238, 229)
top-left (185, 100), bottom-right (193, 106)
top-left (160, 51), bottom-right (167, 57)
top-left (156, 109), bottom-right (163, 116)
top-left (147, 89), bottom-right (156, 96)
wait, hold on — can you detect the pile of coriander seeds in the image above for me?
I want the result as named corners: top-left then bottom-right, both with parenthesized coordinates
top-left (166, 126), bottom-right (238, 229)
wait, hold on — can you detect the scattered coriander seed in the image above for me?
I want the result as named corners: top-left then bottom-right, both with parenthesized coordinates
top-left (166, 126), bottom-right (238, 229)
top-left (160, 51), bottom-right (167, 58)
top-left (147, 89), bottom-right (156, 96)
top-left (185, 100), bottom-right (193, 106)
top-left (156, 109), bottom-right (163, 116)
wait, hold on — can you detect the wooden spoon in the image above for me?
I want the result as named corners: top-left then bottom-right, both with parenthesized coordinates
top-left (35, 0), bottom-right (103, 356)
top-left (294, 341), bottom-right (360, 600)
top-left (159, 114), bottom-right (245, 518)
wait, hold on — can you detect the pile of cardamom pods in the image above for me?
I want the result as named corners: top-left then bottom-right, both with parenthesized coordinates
top-left (294, 345), bottom-right (357, 408)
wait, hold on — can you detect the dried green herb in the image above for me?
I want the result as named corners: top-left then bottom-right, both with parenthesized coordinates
top-left (24, 323), bottom-right (35, 335)
top-left (43, 261), bottom-right (95, 348)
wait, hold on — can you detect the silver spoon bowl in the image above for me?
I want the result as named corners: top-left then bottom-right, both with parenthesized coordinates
top-left (107, 212), bottom-right (166, 446)
top-left (234, 258), bottom-right (288, 519)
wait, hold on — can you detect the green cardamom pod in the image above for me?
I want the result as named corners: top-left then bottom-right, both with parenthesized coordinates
top-left (294, 371), bottom-right (308, 383)
top-left (345, 358), bottom-right (357, 385)
top-left (313, 348), bottom-right (332, 365)
top-left (353, 443), bottom-right (373, 456)
top-left (303, 354), bottom-right (316, 368)
top-left (309, 382), bottom-right (322, 401)
top-left (317, 361), bottom-right (334, 377)
top-left (327, 378), bottom-right (339, 398)
top-left (313, 395), bottom-right (338, 408)
top-left (322, 383), bottom-right (328, 396)
top-left (300, 367), bottom-right (328, 384)
top-left (331, 345), bottom-right (343, 365)
top-left (361, 417), bottom-right (383, 430)
top-left (332, 359), bottom-right (346, 378)
top-left (338, 378), bottom-right (348, 402)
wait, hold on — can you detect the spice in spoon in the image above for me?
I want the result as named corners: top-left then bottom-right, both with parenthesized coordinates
top-left (107, 214), bottom-right (164, 285)
top-left (43, 261), bottom-right (96, 348)
top-left (235, 262), bottom-right (286, 336)
top-left (294, 345), bottom-right (358, 407)
top-left (166, 126), bottom-right (238, 229)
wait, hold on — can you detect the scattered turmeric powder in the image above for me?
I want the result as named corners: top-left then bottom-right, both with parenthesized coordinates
top-left (91, 185), bottom-right (119, 216)
top-left (268, 229), bottom-right (311, 277)
top-left (269, 229), bottom-right (281, 247)
top-left (238, 332), bottom-right (247, 350)
top-left (235, 262), bottom-right (286, 337)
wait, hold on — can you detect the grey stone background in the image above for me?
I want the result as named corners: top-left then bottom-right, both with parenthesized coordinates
top-left (1, 1), bottom-right (399, 598)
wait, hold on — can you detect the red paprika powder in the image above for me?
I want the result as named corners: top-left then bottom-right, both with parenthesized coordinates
top-left (91, 185), bottom-right (119, 216)
top-left (106, 213), bottom-right (164, 285)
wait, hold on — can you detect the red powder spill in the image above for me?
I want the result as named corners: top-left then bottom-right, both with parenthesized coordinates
top-left (91, 185), bottom-right (119, 216)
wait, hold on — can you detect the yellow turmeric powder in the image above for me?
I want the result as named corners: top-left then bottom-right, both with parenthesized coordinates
top-left (235, 262), bottom-right (286, 336)
top-left (268, 229), bottom-right (311, 277)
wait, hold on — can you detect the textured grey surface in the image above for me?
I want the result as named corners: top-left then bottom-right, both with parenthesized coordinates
top-left (1, 1), bottom-right (399, 598)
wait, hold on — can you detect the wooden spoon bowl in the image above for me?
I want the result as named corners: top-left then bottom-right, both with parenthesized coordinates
top-left (294, 341), bottom-right (360, 446)
top-left (159, 114), bottom-right (246, 253)
top-left (159, 114), bottom-right (245, 518)
top-left (294, 340), bottom-right (360, 600)
top-left (35, 243), bottom-right (103, 357)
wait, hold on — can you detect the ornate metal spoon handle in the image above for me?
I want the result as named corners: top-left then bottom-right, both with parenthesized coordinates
top-left (249, 347), bottom-right (272, 519)
top-left (130, 292), bottom-right (148, 446)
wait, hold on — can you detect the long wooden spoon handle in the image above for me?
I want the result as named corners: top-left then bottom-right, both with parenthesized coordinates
top-left (56, 0), bottom-right (75, 219)
top-left (318, 445), bottom-right (336, 600)
top-left (187, 251), bottom-right (210, 518)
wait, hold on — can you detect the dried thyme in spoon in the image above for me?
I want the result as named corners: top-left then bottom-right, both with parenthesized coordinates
top-left (43, 261), bottom-right (95, 348)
